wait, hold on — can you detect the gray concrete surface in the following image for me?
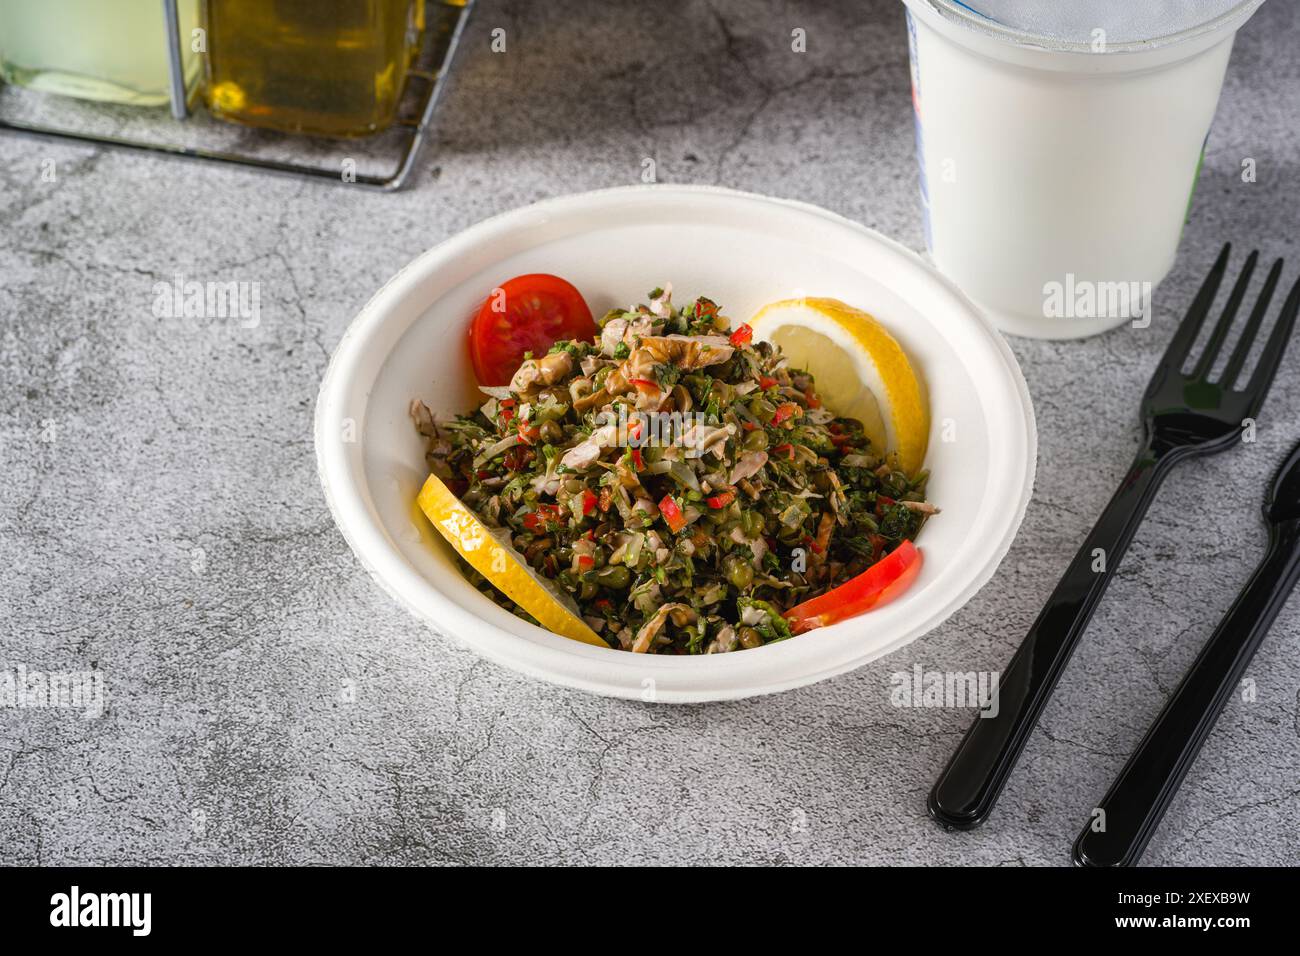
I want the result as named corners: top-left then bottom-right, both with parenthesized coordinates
top-left (1, 0), bottom-right (1297, 866)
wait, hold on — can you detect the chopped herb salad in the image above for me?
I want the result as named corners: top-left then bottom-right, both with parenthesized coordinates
top-left (412, 281), bottom-right (934, 653)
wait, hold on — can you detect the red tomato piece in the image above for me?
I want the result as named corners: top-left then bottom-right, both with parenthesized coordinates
top-left (523, 503), bottom-right (564, 532)
top-left (771, 402), bottom-right (802, 426)
top-left (694, 297), bottom-right (720, 322)
top-left (503, 446), bottom-right (532, 472)
top-left (659, 495), bottom-right (686, 533)
top-left (468, 274), bottom-right (597, 386)
top-left (783, 541), bottom-right (922, 634)
top-left (705, 490), bottom-right (735, 509)
top-left (729, 324), bottom-right (753, 346)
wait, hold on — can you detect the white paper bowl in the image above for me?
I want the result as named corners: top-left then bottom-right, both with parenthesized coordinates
top-left (315, 185), bottom-right (1036, 702)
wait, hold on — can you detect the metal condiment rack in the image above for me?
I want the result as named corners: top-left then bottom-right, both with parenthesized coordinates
top-left (0, 0), bottom-right (474, 191)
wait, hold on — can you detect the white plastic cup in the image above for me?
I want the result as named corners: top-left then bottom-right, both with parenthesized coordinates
top-left (902, 0), bottom-right (1266, 339)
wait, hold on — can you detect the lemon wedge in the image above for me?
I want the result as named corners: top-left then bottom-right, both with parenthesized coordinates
top-left (749, 298), bottom-right (930, 476)
top-left (416, 473), bottom-right (607, 648)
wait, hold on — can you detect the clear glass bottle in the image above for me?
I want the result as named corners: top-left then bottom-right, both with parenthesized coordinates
top-left (202, 0), bottom-right (420, 139)
top-left (0, 0), bottom-right (200, 107)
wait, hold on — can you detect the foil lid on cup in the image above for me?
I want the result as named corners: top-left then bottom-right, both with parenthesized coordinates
top-left (927, 0), bottom-right (1265, 52)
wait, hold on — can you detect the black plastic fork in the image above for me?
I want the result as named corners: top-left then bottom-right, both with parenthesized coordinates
top-left (929, 244), bottom-right (1300, 830)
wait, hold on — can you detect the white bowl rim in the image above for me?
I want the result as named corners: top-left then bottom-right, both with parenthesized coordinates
top-left (314, 184), bottom-right (1037, 703)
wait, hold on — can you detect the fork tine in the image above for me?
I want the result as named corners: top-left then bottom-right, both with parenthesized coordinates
top-left (1221, 258), bottom-right (1283, 386)
top-left (1244, 272), bottom-right (1300, 401)
top-left (1158, 243), bottom-right (1231, 371)
top-left (1193, 250), bottom-right (1258, 378)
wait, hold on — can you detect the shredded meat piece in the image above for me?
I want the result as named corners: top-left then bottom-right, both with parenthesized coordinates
top-left (632, 603), bottom-right (697, 653)
top-left (637, 335), bottom-right (734, 369)
top-left (510, 351), bottom-right (573, 395)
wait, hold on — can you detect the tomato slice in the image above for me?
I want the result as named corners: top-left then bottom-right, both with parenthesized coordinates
top-left (784, 540), bottom-right (922, 634)
top-left (468, 274), bottom-right (597, 386)
top-left (659, 495), bottom-right (686, 533)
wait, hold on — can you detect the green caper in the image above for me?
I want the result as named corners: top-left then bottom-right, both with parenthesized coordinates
top-left (595, 565), bottom-right (631, 589)
top-left (722, 553), bottom-right (754, 590)
top-left (743, 428), bottom-right (769, 451)
top-left (540, 420), bottom-right (565, 444)
top-left (738, 626), bottom-right (763, 649)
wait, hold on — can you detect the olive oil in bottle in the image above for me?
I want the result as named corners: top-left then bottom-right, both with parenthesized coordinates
top-left (202, 0), bottom-right (419, 138)
top-left (0, 0), bottom-right (199, 107)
